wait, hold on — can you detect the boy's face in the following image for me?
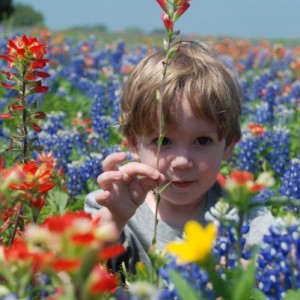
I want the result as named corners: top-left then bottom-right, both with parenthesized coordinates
top-left (129, 96), bottom-right (235, 209)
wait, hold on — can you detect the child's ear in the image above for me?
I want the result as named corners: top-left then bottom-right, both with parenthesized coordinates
top-left (127, 135), bottom-right (140, 161)
top-left (222, 141), bottom-right (236, 161)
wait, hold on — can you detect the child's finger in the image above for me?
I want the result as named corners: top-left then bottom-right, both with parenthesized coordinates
top-left (119, 162), bottom-right (164, 183)
top-left (94, 190), bottom-right (111, 206)
top-left (102, 152), bottom-right (127, 172)
top-left (97, 170), bottom-right (122, 191)
top-left (128, 177), bottom-right (165, 207)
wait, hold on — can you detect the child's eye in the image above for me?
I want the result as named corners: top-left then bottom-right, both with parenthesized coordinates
top-left (153, 137), bottom-right (172, 146)
top-left (194, 137), bottom-right (212, 146)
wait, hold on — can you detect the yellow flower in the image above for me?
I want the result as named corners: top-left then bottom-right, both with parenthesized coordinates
top-left (166, 221), bottom-right (217, 264)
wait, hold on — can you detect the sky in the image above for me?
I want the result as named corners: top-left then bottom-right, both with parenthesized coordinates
top-left (14, 0), bottom-right (300, 40)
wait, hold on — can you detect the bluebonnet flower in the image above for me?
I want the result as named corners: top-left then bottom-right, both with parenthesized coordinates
top-left (111, 41), bottom-right (126, 73)
top-left (42, 111), bottom-right (66, 134)
top-left (254, 102), bottom-right (274, 125)
top-left (239, 50), bottom-right (255, 71)
top-left (251, 188), bottom-right (276, 205)
top-left (256, 48), bottom-right (269, 69)
top-left (262, 83), bottom-right (279, 124)
top-left (252, 71), bottom-right (271, 99)
top-left (264, 126), bottom-right (291, 177)
top-left (0, 294), bottom-right (19, 300)
top-left (290, 81), bottom-right (300, 98)
top-left (159, 256), bottom-right (214, 299)
top-left (278, 158), bottom-right (300, 213)
top-left (66, 153), bottom-right (103, 196)
top-left (122, 44), bottom-right (148, 69)
top-left (256, 216), bottom-right (300, 299)
top-left (239, 77), bottom-right (253, 104)
top-left (234, 130), bottom-right (267, 174)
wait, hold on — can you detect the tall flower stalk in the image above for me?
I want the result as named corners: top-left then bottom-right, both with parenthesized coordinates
top-left (152, 0), bottom-right (192, 245)
top-left (0, 35), bottom-right (50, 245)
top-left (0, 34), bottom-right (49, 163)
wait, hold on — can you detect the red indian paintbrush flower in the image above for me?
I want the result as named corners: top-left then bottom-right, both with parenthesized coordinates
top-left (0, 35), bottom-right (50, 162)
top-left (1, 35), bottom-right (48, 67)
top-left (156, 0), bottom-right (192, 37)
top-left (6, 160), bottom-right (56, 211)
top-left (217, 170), bottom-right (275, 193)
top-left (248, 123), bottom-right (266, 136)
top-left (3, 238), bottom-right (53, 273)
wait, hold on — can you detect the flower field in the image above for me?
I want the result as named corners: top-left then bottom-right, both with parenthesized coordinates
top-left (0, 11), bottom-right (300, 300)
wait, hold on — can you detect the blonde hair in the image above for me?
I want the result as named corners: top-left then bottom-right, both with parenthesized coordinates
top-left (120, 41), bottom-right (242, 145)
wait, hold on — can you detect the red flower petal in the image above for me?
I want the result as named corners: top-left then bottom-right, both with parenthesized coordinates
top-left (1, 82), bottom-right (15, 89)
top-left (250, 183), bottom-right (265, 193)
top-left (177, 2), bottom-right (190, 16)
top-left (0, 113), bottom-right (13, 119)
top-left (89, 267), bottom-right (118, 294)
top-left (32, 111), bottom-right (46, 119)
top-left (71, 232), bottom-right (96, 245)
top-left (0, 54), bottom-right (14, 63)
top-left (230, 170), bottom-right (254, 184)
top-left (161, 13), bottom-right (174, 31)
top-left (1, 70), bottom-right (14, 80)
top-left (34, 86), bottom-right (49, 93)
top-left (216, 173), bottom-right (226, 187)
top-left (25, 74), bottom-right (38, 80)
top-left (99, 244), bottom-right (125, 260)
top-left (156, 0), bottom-right (168, 12)
top-left (31, 196), bottom-right (45, 210)
top-left (30, 122), bottom-right (42, 132)
top-left (51, 258), bottom-right (80, 272)
top-left (38, 182), bottom-right (55, 193)
top-left (8, 104), bottom-right (24, 111)
top-left (8, 39), bottom-right (25, 57)
top-left (35, 71), bottom-right (50, 78)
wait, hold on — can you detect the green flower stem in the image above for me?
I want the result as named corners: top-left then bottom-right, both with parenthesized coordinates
top-left (20, 65), bottom-right (30, 164)
top-left (152, 19), bottom-right (176, 247)
top-left (236, 211), bottom-right (244, 261)
top-left (9, 204), bottom-right (24, 246)
top-left (201, 254), bottom-right (231, 300)
top-left (152, 191), bottom-right (160, 246)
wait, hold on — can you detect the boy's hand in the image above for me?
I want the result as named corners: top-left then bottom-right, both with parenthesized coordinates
top-left (95, 152), bottom-right (165, 231)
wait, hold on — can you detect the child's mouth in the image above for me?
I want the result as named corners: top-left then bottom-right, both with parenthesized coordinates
top-left (171, 181), bottom-right (194, 188)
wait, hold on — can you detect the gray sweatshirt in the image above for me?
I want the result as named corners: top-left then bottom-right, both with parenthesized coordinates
top-left (84, 183), bottom-right (274, 273)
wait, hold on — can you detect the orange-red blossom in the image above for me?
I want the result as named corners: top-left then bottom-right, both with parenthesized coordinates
top-left (217, 170), bottom-right (275, 194)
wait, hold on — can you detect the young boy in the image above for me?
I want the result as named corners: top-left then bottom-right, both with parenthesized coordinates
top-left (85, 41), bottom-right (274, 273)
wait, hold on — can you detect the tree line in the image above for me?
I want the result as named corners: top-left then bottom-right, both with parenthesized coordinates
top-left (0, 0), bottom-right (44, 27)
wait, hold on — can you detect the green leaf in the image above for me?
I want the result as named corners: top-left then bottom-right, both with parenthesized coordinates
top-left (157, 180), bottom-right (173, 194)
top-left (168, 269), bottom-right (201, 300)
top-left (232, 257), bottom-right (257, 300)
top-left (251, 288), bottom-right (268, 300)
top-left (47, 190), bottom-right (69, 215)
top-left (284, 289), bottom-right (300, 300)
top-left (202, 255), bottom-right (230, 299)
top-left (166, 47), bottom-right (177, 59)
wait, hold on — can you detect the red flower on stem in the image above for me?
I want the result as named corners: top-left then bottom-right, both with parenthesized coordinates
top-left (89, 266), bottom-right (118, 294)
top-left (248, 123), bottom-right (266, 136)
top-left (217, 170), bottom-right (273, 194)
top-left (162, 13), bottom-right (174, 33)
top-left (0, 35), bottom-right (50, 163)
top-left (3, 238), bottom-right (53, 273)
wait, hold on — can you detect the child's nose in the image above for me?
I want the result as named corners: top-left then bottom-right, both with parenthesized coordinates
top-left (170, 152), bottom-right (193, 169)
